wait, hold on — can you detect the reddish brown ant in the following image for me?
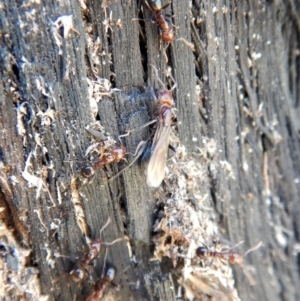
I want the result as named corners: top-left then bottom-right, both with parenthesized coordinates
top-left (145, 0), bottom-right (174, 43)
top-left (146, 64), bottom-right (177, 187)
top-left (69, 218), bottom-right (123, 283)
top-left (112, 65), bottom-right (177, 187)
top-left (81, 146), bottom-right (127, 179)
top-left (85, 266), bottom-right (117, 301)
top-left (196, 240), bottom-right (262, 265)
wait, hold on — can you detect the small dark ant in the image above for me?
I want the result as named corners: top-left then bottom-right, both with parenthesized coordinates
top-left (196, 240), bottom-right (262, 265)
top-left (85, 267), bottom-right (118, 301)
top-left (81, 146), bottom-right (127, 179)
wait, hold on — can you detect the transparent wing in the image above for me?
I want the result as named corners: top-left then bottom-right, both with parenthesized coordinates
top-left (146, 121), bottom-right (171, 188)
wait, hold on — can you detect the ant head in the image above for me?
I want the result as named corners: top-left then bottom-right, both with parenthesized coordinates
top-left (195, 246), bottom-right (208, 258)
top-left (106, 267), bottom-right (116, 281)
top-left (162, 31), bottom-right (174, 43)
top-left (111, 146), bottom-right (126, 162)
top-left (229, 253), bottom-right (243, 265)
top-left (158, 89), bottom-right (174, 106)
top-left (70, 268), bottom-right (85, 282)
top-left (81, 166), bottom-right (95, 178)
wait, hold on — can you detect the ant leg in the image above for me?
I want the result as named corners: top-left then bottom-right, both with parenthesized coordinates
top-left (103, 237), bottom-right (124, 246)
top-left (143, 0), bottom-right (152, 10)
top-left (99, 217), bottom-right (111, 236)
top-left (118, 119), bottom-right (157, 141)
top-left (228, 240), bottom-right (244, 251)
top-left (86, 268), bottom-right (95, 284)
top-left (164, 67), bottom-right (177, 91)
top-left (101, 248), bottom-right (109, 278)
top-left (161, 2), bottom-right (172, 10)
top-left (168, 144), bottom-right (176, 153)
top-left (176, 37), bottom-right (195, 52)
top-left (144, 0), bottom-right (171, 11)
top-left (244, 241), bottom-right (262, 257)
top-left (134, 140), bottom-right (149, 156)
top-left (161, 43), bottom-right (169, 63)
top-left (149, 85), bottom-right (158, 102)
top-left (102, 166), bottom-right (111, 179)
top-left (220, 240), bottom-right (244, 253)
top-left (140, 145), bottom-right (151, 168)
top-left (150, 64), bottom-right (166, 89)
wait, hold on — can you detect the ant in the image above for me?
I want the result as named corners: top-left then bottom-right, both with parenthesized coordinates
top-left (69, 218), bottom-right (123, 283)
top-left (144, 0), bottom-right (174, 43)
top-left (113, 65), bottom-right (177, 187)
top-left (85, 266), bottom-right (118, 301)
top-left (145, 64), bottom-right (177, 187)
top-left (81, 146), bottom-right (127, 179)
top-left (196, 240), bottom-right (262, 265)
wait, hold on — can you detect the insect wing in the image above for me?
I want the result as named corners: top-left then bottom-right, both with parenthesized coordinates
top-left (146, 121), bottom-right (171, 187)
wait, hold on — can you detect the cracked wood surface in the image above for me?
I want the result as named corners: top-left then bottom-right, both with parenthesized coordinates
top-left (0, 0), bottom-right (299, 301)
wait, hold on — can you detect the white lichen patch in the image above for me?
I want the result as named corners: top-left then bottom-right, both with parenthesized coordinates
top-left (152, 138), bottom-right (240, 300)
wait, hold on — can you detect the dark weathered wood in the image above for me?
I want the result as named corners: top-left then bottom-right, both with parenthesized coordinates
top-left (0, 0), bottom-right (299, 301)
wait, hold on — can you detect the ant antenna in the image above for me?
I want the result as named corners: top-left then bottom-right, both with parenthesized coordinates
top-left (150, 64), bottom-right (166, 89)
top-left (99, 217), bottom-right (111, 236)
top-left (227, 240), bottom-right (244, 251)
top-left (244, 241), bottom-right (262, 257)
top-left (103, 237), bottom-right (124, 246)
top-left (164, 67), bottom-right (177, 91)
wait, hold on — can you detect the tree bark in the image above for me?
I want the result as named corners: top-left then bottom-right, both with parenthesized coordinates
top-left (0, 0), bottom-right (299, 301)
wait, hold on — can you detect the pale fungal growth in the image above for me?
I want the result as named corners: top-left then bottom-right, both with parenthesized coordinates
top-left (87, 36), bottom-right (103, 75)
top-left (116, 18), bottom-right (122, 28)
top-left (220, 160), bottom-right (235, 180)
top-left (34, 209), bottom-right (49, 236)
top-left (176, 38), bottom-right (195, 52)
top-left (45, 244), bottom-right (55, 269)
top-left (52, 15), bottom-right (79, 55)
top-left (16, 101), bottom-right (34, 146)
top-left (34, 133), bottom-right (48, 156)
top-left (36, 105), bottom-right (56, 127)
top-left (53, 15), bottom-right (79, 39)
top-left (212, 6), bottom-right (218, 13)
top-left (82, 4), bottom-right (121, 118)
top-left (35, 75), bottom-right (49, 96)
top-left (22, 152), bottom-right (55, 206)
top-left (222, 5), bottom-right (229, 14)
top-left (86, 77), bottom-right (121, 117)
top-left (102, 10), bottom-right (113, 33)
top-left (16, 104), bottom-right (27, 138)
top-left (152, 136), bottom-right (241, 300)
top-left (251, 51), bottom-right (262, 60)
top-left (85, 121), bottom-right (106, 142)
